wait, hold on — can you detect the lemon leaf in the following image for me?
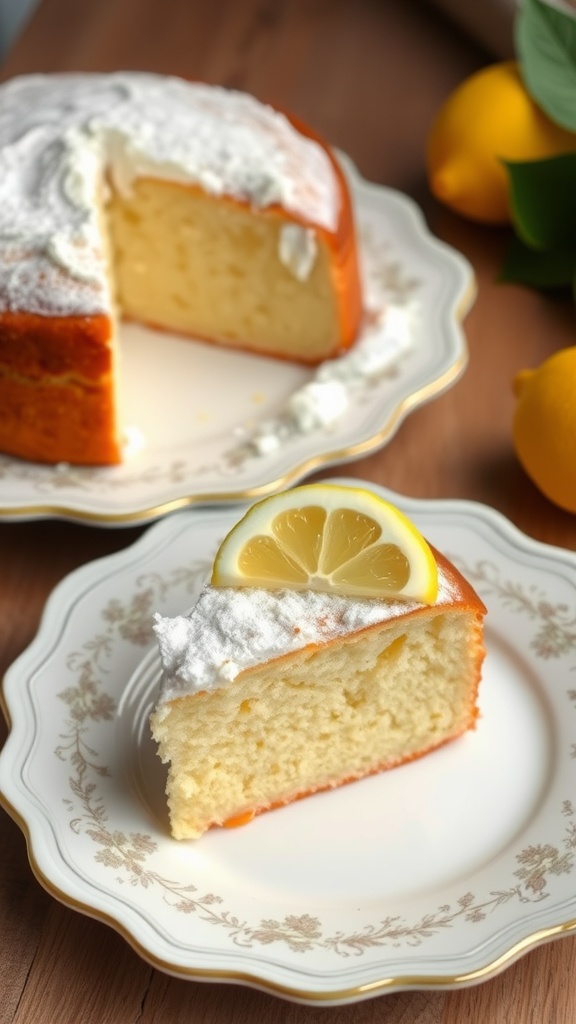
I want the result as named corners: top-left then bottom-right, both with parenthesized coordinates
top-left (503, 152), bottom-right (576, 250)
top-left (516, 0), bottom-right (576, 131)
top-left (500, 235), bottom-right (576, 291)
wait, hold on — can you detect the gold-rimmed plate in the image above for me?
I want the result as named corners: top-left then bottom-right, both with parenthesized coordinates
top-left (1, 479), bottom-right (576, 1004)
top-left (0, 156), bottom-right (473, 526)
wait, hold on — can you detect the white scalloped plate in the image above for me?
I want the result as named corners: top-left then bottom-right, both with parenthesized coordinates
top-left (1, 478), bottom-right (576, 1004)
top-left (0, 156), bottom-right (473, 525)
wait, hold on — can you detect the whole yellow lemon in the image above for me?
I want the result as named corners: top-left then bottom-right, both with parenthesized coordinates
top-left (427, 61), bottom-right (576, 224)
top-left (512, 347), bottom-right (576, 512)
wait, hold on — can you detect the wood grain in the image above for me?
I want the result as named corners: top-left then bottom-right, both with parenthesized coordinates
top-left (1, 1), bottom-right (576, 1021)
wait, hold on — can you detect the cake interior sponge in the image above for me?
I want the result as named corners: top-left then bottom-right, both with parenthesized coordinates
top-left (150, 580), bottom-right (485, 840)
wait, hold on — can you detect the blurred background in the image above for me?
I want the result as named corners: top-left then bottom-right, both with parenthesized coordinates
top-left (0, 0), bottom-right (37, 59)
top-left (0, 0), bottom-right (516, 64)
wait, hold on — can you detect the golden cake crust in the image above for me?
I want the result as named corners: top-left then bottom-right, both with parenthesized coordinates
top-left (0, 310), bottom-right (119, 464)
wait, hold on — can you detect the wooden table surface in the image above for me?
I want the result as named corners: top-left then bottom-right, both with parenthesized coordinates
top-left (1, 1), bottom-right (575, 1021)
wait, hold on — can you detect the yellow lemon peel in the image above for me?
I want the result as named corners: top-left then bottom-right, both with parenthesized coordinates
top-left (427, 61), bottom-right (576, 225)
top-left (212, 483), bottom-right (438, 603)
top-left (513, 347), bottom-right (576, 512)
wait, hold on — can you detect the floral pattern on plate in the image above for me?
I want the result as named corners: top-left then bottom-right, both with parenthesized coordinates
top-left (2, 479), bottom-right (575, 1003)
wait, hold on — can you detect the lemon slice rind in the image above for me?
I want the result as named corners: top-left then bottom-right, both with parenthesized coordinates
top-left (211, 484), bottom-right (438, 604)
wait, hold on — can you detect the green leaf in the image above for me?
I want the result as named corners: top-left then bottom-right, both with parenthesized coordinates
top-left (500, 234), bottom-right (576, 290)
top-left (504, 152), bottom-right (576, 249)
top-left (516, 0), bottom-right (576, 131)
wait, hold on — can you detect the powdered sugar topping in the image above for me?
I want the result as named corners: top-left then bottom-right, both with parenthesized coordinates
top-left (153, 558), bottom-right (457, 705)
top-left (0, 73), bottom-right (340, 316)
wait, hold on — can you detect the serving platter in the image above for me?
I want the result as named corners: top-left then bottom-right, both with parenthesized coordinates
top-left (0, 156), bottom-right (473, 525)
top-left (1, 479), bottom-right (575, 1004)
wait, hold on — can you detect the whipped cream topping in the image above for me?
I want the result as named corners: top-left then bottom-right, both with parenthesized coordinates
top-left (153, 558), bottom-right (458, 708)
top-left (278, 223), bottom-right (318, 281)
top-left (0, 73), bottom-right (340, 316)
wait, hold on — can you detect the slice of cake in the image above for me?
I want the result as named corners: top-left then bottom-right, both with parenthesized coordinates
top-left (0, 73), bottom-right (362, 465)
top-left (150, 484), bottom-right (486, 840)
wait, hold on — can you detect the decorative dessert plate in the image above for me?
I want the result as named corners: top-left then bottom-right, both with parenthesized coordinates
top-left (0, 156), bottom-right (473, 525)
top-left (1, 478), bottom-right (576, 1005)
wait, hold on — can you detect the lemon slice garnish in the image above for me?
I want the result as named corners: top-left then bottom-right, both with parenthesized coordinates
top-left (212, 484), bottom-right (438, 603)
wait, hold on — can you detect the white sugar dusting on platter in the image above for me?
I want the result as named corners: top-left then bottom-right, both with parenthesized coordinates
top-left (232, 304), bottom-right (414, 459)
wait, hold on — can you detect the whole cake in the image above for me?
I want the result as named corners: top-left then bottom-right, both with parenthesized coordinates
top-left (150, 484), bottom-right (486, 840)
top-left (0, 73), bottom-right (362, 465)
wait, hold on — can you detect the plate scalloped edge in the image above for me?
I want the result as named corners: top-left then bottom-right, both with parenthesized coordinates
top-left (3, 479), bottom-right (576, 1004)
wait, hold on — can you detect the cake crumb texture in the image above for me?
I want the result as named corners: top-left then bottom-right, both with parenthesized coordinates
top-left (151, 604), bottom-right (484, 840)
top-left (109, 179), bottom-right (343, 363)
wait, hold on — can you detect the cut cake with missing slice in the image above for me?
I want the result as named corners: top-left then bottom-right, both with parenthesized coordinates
top-left (0, 73), bottom-right (362, 465)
